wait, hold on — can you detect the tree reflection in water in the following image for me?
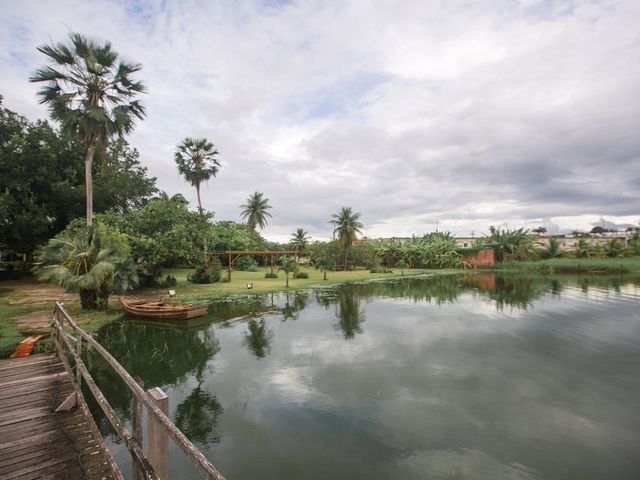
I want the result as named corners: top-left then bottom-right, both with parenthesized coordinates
top-left (244, 318), bottom-right (273, 358)
top-left (335, 288), bottom-right (365, 339)
top-left (174, 381), bottom-right (223, 447)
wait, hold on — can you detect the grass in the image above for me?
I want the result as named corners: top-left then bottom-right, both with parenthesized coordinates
top-left (494, 257), bottom-right (640, 274)
top-left (156, 266), bottom-right (457, 302)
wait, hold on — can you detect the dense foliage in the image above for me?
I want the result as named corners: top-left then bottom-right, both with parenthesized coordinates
top-left (0, 101), bottom-right (156, 254)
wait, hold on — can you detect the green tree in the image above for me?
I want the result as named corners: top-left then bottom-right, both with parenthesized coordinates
top-left (34, 225), bottom-right (137, 309)
top-left (240, 192), bottom-right (272, 231)
top-left (329, 206), bottom-right (363, 266)
top-left (311, 243), bottom-right (339, 280)
top-left (174, 138), bottom-right (220, 213)
top-left (31, 33), bottom-right (146, 226)
top-left (278, 255), bottom-right (297, 287)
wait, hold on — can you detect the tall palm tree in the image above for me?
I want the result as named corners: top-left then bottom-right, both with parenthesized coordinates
top-left (30, 33), bottom-right (146, 226)
top-left (290, 228), bottom-right (310, 255)
top-left (174, 138), bottom-right (220, 213)
top-left (240, 192), bottom-right (272, 231)
top-left (329, 206), bottom-right (363, 266)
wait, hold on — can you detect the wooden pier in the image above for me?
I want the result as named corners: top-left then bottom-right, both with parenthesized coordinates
top-left (0, 353), bottom-right (120, 479)
top-left (0, 302), bottom-right (226, 480)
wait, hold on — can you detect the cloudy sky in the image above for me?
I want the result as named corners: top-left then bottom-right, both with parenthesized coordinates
top-left (1, 0), bottom-right (638, 242)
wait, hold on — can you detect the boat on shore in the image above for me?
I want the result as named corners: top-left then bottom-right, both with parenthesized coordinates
top-left (119, 298), bottom-right (209, 320)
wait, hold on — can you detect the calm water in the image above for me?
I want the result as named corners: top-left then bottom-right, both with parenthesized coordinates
top-left (87, 274), bottom-right (640, 479)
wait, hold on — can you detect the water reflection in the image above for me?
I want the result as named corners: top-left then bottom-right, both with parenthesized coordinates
top-left (335, 287), bottom-right (365, 339)
top-left (174, 385), bottom-right (223, 447)
top-left (86, 321), bottom-right (220, 433)
top-left (89, 273), bottom-right (640, 480)
top-left (244, 318), bottom-right (273, 359)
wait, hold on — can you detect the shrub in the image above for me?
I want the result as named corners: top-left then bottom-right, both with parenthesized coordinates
top-left (188, 262), bottom-right (221, 284)
top-left (264, 272), bottom-right (278, 278)
top-left (234, 256), bottom-right (258, 271)
top-left (294, 271), bottom-right (309, 279)
top-left (161, 275), bottom-right (177, 287)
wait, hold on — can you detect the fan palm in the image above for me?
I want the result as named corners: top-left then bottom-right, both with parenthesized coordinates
top-left (329, 207), bottom-right (363, 266)
top-left (174, 138), bottom-right (220, 213)
top-left (240, 192), bottom-right (272, 231)
top-left (30, 33), bottom-right (146, 226)
top-left (34, 226), bottom-right (138, 309)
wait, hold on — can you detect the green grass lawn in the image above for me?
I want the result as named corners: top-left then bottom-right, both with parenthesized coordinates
top-left (155, 266), bottom-right (456, 302)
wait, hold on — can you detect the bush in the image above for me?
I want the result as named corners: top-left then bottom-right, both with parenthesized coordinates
top-left (188, 261), bottom-right (222, 284)
top-left (294, 271), bottom-right (309, 279)
top-left (161, 275), bottom-right (177, 287)
top-left (234, 256), bottom-right (258, 271)
top-left (264, 272), bottom-right (278, 278)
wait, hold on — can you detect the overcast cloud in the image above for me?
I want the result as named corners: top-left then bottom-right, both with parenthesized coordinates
top-left (1, 0), bottom-right (638, 241)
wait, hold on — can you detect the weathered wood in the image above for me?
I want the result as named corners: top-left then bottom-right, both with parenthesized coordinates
top-left (133, 377), bottom-right (145, 480)
top-left (53, 315), bottom-right (159, 480)
top-left (54, 391), bottom-right (77, 412)
top-left (0, 353), bottom-right (121, 480)
top-left (55, 302), bottom-right (227, 480)
top-left (147, 387), bottom-right (169, 480)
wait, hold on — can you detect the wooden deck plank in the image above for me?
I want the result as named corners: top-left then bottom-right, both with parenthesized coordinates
top-left (0, 354), bottom-right (121, 480)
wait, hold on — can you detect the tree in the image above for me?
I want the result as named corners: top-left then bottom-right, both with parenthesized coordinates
top-left (31, 32), bottom-right (146, 226)
top-left (174, 138), bottom-right (220, 213)
top-left (278, 255), bottom-right (297, 287)
top-left (34, 225), bottom-right (138, 309)
top-left (0, 101), bottom-right (156, 254)
top-left (533, 226), bottom-right (547, 234)
top-left (329, 207), bottom-right (363, 266)
top-left (290, 228), bottom-right (310, 256)
top-left (240, 192), bottom-right (272, 231)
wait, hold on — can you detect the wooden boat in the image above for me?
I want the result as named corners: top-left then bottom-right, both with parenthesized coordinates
top-left (119, 298), bottom-right (209, 320)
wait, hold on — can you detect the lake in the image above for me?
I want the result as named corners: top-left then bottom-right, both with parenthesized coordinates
top-left (88, 273), bottom-right (640, 479)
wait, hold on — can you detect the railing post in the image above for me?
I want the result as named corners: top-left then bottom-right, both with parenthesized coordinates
top-left (147, 387), bottom-right (169, 480)
top-left (76, 335), bottom-right (82, 388)
top-left (133, 378), bottom-right (145, 480)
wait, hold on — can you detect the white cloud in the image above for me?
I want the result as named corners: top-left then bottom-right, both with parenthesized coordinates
top-left (1, 0), bottom-right (638, 242)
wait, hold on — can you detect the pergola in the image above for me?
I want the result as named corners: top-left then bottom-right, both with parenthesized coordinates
top-left (208, 250), bottom-right (298, 282)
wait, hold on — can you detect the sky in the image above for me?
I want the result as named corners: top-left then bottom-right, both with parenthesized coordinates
top-left (1, 0), bottom-right (639, 242)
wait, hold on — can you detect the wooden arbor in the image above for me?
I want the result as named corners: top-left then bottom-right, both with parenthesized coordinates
top-left (209, 250), bottom-right (298, 282)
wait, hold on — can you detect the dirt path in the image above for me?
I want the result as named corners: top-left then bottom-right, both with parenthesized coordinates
top-left (10, 311), bottom-right (52, 334)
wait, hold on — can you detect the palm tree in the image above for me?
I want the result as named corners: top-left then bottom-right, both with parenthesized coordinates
top-left (329, 207), bottom-right (363, 266)
top-left (30, 33), bottom-right (146, 226)
top-left (290, 228), bottom-right (310, 257)
top-left (278, 255), bottom-right (297, 288)
top-left (240, 192), bottom-right (272, 231)
top-left (174, 138), bottom-right (220, 213)
top-left (34, 226), bottom-right (138, 309)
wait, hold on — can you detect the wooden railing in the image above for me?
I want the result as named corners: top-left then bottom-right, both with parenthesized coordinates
top-left (51, 301), bottom-right (226, 480)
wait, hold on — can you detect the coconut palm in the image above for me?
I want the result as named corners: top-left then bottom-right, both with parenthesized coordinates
top-left (329, 207), bottom-right (363, 266)
top-left (34, 226), bottom-right (138, 309)
top-left (30, 33), bottom-right (146, 226)
top-left (240, 192), bottom-right (272, 231)
top-left (174, 138), bottom-right (220, 213)
top-left (290, 228), bottom-right (310, 255)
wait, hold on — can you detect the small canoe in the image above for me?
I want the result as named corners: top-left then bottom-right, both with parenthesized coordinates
top-left (10, 335), bottom-right (43, 358)
top-left (119, 298), bottom-right (209, 320)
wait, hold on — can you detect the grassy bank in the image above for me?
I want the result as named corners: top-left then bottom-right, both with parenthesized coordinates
top-left (158, 266), bottom-right (456, 302)
top-left (0, 266), bottom-right (453, 358)
top-left (493, 257), bottom-right (640, 274)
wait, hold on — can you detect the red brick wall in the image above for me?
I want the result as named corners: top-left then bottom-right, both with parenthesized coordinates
top-left (461, 248), bottom-right (494, 267)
